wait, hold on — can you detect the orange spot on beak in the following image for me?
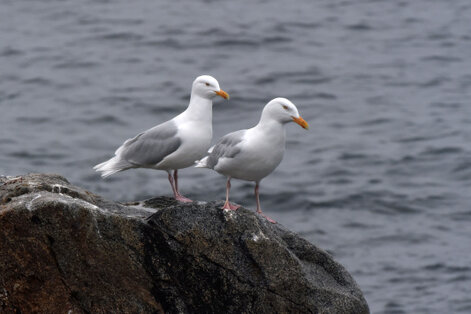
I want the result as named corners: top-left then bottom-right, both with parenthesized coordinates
top-left (215, 89), bottom-right (230, 100)
top-left (292, 116), bottom-right (309, 130)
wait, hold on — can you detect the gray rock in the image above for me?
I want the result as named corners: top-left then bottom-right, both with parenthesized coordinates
top-left (0, 173), bottom-right (369, 313)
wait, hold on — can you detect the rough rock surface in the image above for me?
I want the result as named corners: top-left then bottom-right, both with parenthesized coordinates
top-left (0, 173), bottom-right (369, 314)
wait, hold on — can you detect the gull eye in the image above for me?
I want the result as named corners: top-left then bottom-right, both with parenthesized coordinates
top-left (205, 82), bottom-right (210, 86)
top-left (282, 105), bottom-right (289, 110)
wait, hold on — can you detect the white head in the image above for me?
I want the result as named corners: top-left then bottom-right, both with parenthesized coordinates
top-left (261, 97), bottom-right (309, 129)
top-left (191, 75), bottom-right (230, 100)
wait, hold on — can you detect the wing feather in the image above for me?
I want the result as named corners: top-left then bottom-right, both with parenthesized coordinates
top-left (206, 130), bottom-right (245, 169)
top-left (117, 120), bottom-right (181, 167)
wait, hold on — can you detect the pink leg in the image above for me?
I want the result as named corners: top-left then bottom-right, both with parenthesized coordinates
top-left (174, 169), bottom-right (179, 192)
top-left (168, 170), bottom-right (192, 203)
top-left (173, 169), bottom-right (192, 202)
top-left (222, 177), bottom-right (240, 211)
top-left (255, 182), bottom-right (276, 224)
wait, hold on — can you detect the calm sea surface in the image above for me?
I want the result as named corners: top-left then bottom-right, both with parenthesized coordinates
top-left (2, 0), bottom-right (471, 312)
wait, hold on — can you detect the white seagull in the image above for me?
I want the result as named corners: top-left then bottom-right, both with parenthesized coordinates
top-left (94, 75), bottom-right (229, 202)
top-left (196, 97), bottom-right (308, 223)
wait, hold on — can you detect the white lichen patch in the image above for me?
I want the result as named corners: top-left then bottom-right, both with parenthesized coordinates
top-left (48, 193), bottom-right (105, 238)
top-left (51, 184), bottom-right (66, 194)
top-left (252, 230), bottom-right (269, 242)
top-left (19, 191), bottom-right (107, 216)
top-left (26, 193), bottom-right (43, 211)
top-left (223, 208), bottom-right (237, 221)
top-left (57, 193), bottom-right (105, 214)
top-left (5, 176), bottom-right (22, 182)
top-left (127, 203), bottom-right (158, 214)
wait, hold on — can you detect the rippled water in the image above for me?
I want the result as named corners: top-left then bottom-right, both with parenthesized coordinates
top-left (2, 0), bottom-right (471, 312)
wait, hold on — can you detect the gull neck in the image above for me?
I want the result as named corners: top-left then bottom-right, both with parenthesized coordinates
top-left (184, 94), bottom-right (213, 122)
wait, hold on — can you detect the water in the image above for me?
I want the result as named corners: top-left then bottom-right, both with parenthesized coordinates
top-left (1, 0), bottom-right (471, 312)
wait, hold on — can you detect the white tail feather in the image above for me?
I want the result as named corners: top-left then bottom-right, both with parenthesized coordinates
top-left (93, 156), bottom-right (133, 178)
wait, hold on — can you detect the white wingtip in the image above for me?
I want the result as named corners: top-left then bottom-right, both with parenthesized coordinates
top-left (93, 156), bottom-right (132, 178)
top-left (195, 156), bottom-right (209, 168)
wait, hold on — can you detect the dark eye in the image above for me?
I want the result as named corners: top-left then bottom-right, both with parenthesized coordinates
top-left (282, 105), bottom-right (289, 110)
top-left (205, 83), bottom-right (210, 86)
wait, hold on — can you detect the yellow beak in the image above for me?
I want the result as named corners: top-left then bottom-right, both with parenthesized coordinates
top-left (292, 116), bottom-right (309, 130)
top-left (214, 89), bottom-right (230, 100)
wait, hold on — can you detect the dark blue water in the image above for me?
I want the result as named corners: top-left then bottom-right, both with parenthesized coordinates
top-left (2, 0), bottom-right (471, 312)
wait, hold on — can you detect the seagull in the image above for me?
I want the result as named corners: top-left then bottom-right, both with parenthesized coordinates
top-left (94, 75), bottom-right (229, 202)
top-left (196, 97), bottom-right (308, 223)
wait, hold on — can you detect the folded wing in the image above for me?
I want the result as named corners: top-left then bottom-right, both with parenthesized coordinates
top-left (199, 130), bottom-right (246, 169)
top-left (117, 120), bottom-right (182, 167)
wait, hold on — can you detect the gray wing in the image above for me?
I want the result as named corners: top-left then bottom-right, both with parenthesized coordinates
top-left (117, 120), bottom-right (181, 167)
top-left (206, 130), bottom-right (246, 169)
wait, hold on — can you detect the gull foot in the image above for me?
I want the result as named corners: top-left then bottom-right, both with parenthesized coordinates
top-left (222, 201), bottom-right (240, 211)
top-left (229, 203), bottom-right (240, 210)
top-left (175, 195), bottom-right (193, 203)
top-left (258, 212), bottom-right (277, 224)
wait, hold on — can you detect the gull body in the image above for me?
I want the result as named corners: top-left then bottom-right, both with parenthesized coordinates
top-left (196, 97), bottom-right (308, 222)
top-left (94, 75), bottom-right (229, 202)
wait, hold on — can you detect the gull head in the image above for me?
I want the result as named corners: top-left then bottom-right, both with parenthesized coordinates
top-left (263, 97), bottom-right (309, 129)
top-left (192, 75), bottom-right (229, 100)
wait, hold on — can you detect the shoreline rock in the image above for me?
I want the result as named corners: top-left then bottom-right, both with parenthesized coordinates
top-left (0, 173), bottom-right (369, 313)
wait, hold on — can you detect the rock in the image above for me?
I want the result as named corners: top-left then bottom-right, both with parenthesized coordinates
top-left (0, 173), bottom-right (369, 314)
